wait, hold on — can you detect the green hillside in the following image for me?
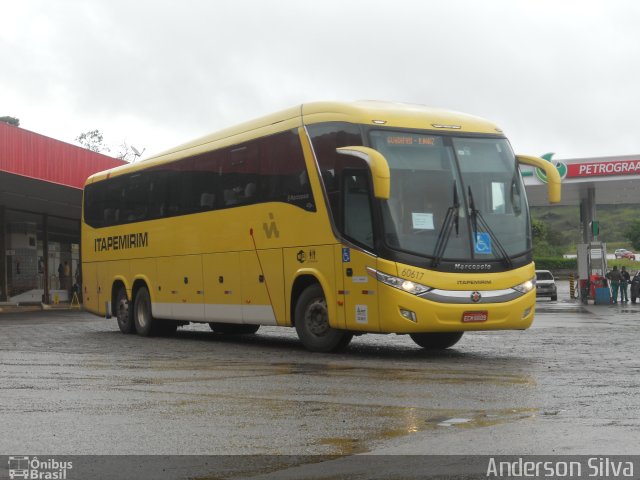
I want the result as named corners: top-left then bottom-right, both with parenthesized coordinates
top-left (530, 204), bottom-right (640, 252)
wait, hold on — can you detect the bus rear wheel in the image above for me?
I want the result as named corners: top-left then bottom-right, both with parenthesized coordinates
top-left (409, 332), bottom-right (463, 350)
top-left (134, 286), bottom-right (156, 337)
top-left (209, 323), bottom-right (260, 335)
top-left (295, 284), bottom-right (352, 353)
top-left (115, 286), bottom-right (136, 334)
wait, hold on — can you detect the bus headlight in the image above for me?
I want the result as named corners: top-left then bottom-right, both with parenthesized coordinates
top-left (366, 267), bottom-right (433, 295)
top-left (512, 277), bottom-right (536, 294)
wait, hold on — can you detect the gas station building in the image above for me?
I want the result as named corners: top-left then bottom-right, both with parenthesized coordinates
top-left (523, 154), bottom-right (640, 243)
top-left (0, 121), bottom-right (125, 304)
top-left (524, 154), bottom-right (640, 297)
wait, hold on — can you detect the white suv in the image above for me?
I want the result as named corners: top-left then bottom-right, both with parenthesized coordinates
top-left (535, 270), bottom-right (557, 301)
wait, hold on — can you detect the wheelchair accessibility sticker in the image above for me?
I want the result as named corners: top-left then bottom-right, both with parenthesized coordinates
top-left (474, 232), bottom-right (492, 255)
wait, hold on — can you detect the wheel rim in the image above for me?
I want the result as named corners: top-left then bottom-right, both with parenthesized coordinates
top-left (137, 297), bottom-right (148, 329)
top-left (305, 298), bottom-right (329, 337)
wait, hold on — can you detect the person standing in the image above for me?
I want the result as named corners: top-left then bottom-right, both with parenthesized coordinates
top-left (63, 261), bottom-right (71, 293)
top-left (606, 266), bottom-right (622, 303)
top-left (57, 263), bottom-right (64, 289)
top-left (620, 266), bottom-right (630, 303)
top-left (630, 271), bottom-right (640, 304)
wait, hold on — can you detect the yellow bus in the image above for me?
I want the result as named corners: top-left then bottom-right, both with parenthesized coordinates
top-left (81, 101), bottom-right (560, 352)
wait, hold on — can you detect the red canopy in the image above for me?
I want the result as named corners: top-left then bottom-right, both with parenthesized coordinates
top-left (0, 121), bottom-right (125, 190)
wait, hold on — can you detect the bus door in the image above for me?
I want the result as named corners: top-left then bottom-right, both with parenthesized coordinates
top-left (339, 169), bottom-right (380, 332)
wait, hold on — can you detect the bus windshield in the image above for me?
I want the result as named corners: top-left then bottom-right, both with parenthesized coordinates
top-left (369, 130), bottom-right (530, 262)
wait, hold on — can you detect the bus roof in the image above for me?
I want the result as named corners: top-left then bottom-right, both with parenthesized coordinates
top-left (85, 101), bottom-right (503, 184)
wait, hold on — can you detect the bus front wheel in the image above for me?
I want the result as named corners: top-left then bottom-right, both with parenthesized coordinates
top-left (134, 286), bottom-right (156, 337)
top-left (295, 284), bottom-right (352, 353)
top-left (115, 286), bottom-right (135, 334)
top-left (409, 332), bottom-right (463, 350)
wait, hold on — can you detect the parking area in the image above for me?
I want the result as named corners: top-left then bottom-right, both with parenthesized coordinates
top-left (0, 283), bottom-right (638, 476)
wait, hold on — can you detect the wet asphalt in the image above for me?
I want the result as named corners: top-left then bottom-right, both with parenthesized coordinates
top-left (0, 282), bottom-right (638, 463)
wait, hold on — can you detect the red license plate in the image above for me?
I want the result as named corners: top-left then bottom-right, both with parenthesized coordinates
top-left (462, 311), bottom-right (488, 323)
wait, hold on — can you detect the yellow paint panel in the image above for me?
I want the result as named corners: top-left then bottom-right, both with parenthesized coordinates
top-left (81, 262), bottom-right (99, 315)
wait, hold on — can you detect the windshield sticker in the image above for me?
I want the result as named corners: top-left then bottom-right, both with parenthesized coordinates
top-left (412, 212), bottom-right (434, 230)
top-left (474, 232), bottom-right (492, 255)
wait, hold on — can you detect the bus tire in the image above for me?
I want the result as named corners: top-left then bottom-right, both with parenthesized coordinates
top-left (208, 323), bottom-right (260, 335)
top-left (133, 286), bottom-right (156, 337)
top-left (410, 331), bottom-right (463, 350)
top-left (115, 286), bottom-right (136, 334)
top-left (294, 284), bottom-right (352, 353)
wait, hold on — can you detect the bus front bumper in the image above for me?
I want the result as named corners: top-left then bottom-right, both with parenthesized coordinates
top-left (377, 282), bottom-right (536, 334)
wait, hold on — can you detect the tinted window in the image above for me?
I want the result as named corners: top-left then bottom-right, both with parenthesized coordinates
top-left (261, 131), bottom-right (314, 210)
top-left (343, 170), bottom-right (374, 249)
top-left (307, 122), bottom-right (363, 229)
top-left (83, 130), bottom-right (314, 228)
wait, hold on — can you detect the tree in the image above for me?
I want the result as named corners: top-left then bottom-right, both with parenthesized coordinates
top-left (75, 129), bottom-right (142, 162)
top-left (531, 219), bottom-right (547, 241)
top-left (532, 218), bottom-right (564, 257)
top-left (0, 116), bottom-right (20, 126)
top-left (624, 221), bottom-right (640, 251)
top-left (76, 129), bottom-right (110, 153)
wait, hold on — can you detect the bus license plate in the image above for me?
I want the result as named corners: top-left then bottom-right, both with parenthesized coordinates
top-left (462, 311), bottom-right (488, 323)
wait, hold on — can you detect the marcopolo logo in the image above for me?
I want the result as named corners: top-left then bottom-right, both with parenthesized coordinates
top-left (8, 456), bottom-right (73, 479)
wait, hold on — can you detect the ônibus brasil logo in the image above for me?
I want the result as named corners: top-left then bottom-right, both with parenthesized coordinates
top-left (8, 456), bottom-right (73, 479)
top-left (534, 152), bottom-right (568, 183)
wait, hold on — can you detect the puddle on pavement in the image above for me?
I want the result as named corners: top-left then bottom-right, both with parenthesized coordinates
top-left (80, 356), bottom-right (538, 457)
top-left (318, 406), bottom-right (537, 455)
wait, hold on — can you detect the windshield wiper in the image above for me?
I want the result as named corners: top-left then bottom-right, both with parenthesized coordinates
top-left (467, 186), bottom-right (513, 267)
top-left (432, 182), bottom-right (459, 267)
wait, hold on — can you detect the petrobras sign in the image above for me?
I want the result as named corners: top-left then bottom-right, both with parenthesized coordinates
top-left (522, 154), bottom-right (640, 183)
top-left (567, 159), bottom-right (640, 178)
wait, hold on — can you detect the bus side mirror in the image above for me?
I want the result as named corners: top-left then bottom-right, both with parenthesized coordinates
top-left (516, 154), bottom-right (562, 204)
top-left (337, 146), bottom-right (390, 200)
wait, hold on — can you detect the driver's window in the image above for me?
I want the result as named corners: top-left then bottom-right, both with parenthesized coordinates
top-left (343, 170), bottom-right (374, 249)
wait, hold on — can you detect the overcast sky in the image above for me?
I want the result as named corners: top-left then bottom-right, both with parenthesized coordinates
top-left (2, 0), bottom-right (639, 160)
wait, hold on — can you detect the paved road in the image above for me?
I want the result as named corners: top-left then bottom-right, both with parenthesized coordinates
top-left (0, 282), bottom-right (638, 475)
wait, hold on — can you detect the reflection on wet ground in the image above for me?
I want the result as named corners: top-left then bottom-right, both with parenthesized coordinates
top-left (0, 304), bottom-right (638, 457)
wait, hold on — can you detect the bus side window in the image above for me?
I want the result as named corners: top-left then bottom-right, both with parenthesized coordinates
top-left (84, 182), bottom-right (106, 228)
top-left (147, 171), bottom-right (168, 219)
top-left (221, 143), bottom-right (259, 208)
top-left (343, 170), bottom-right (374, 250)
top-left (122, 174), bottom-right (150, 222)
top-left (260, 130), bottom-right (314, 211)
